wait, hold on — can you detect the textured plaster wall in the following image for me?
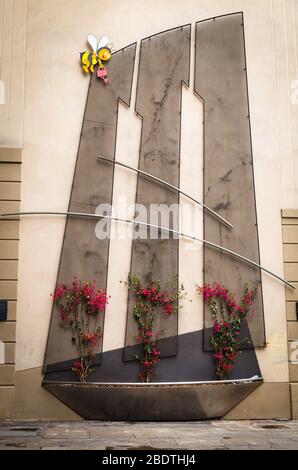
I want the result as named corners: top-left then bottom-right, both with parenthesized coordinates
top-left (6, 0), bottom-right (298, 383)
top-left (0, 0), bottom-right (26, 147)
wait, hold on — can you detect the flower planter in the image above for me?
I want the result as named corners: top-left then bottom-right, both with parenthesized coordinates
top-left (43, 377), bottom-right (262, 420)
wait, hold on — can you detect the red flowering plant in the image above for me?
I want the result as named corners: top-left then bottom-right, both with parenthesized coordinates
top-left (52, 277), bottom-right (109, 382)
top-left (124, 273), bottom-right (185, 383)
top-left (197, 282), bottom-right (256, 380)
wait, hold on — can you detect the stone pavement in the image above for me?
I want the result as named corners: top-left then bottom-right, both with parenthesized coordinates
top-left (0, 420), bottom-right (297, 450)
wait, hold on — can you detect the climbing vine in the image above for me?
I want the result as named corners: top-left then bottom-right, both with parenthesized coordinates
top-left (52, 277), bottom-right (109, 382)
top-left (197, 282), bottom-right (257, 380)
top-left (124, 273), bottom-right (185, 383)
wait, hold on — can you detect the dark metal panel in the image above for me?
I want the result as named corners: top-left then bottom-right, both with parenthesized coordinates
top-left (194, 13), bottom-right (265, 348)
top-left (124, 25), bottom-right (191, 360)
top-left (43, 380), bottom-right (262, 420)
top-left (44, 43), bottom-right (136, 371)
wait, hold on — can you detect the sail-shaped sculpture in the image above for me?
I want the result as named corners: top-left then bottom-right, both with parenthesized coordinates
top-left (43, 13), bottom-right (264, 419)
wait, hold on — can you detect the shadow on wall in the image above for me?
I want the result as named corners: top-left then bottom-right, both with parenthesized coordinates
top-left (44, 326), bottom-right (261, 383)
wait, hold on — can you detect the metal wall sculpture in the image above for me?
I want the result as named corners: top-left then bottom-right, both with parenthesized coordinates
top-left (38, 13), bottom-right (270, 419)
top-left (194, 14), bottom-right (265, 349)
top-left (124, 25), bottom-right (191, 360)
top-left (44, 43), bottom-right (136, 372)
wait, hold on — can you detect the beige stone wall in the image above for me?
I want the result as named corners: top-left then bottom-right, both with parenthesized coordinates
top-left (224, 383), bottom-right (291, 420)
top-left (0, 148), bottom-right (21, 419)
top-left (282, 209), bottom-right (298, 419)
top-left (13, 367), bottom-right (80, 420)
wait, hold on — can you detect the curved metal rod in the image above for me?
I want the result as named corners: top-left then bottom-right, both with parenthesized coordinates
top-left (1, 210), bottom-right (294, 289)
top-left (97, 155), bottom-right (234, 230)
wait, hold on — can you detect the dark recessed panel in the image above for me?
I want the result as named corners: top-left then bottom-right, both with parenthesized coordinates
top-left (0, 300), bottom-right (7, 321)
top-left (44, 44), bottom-right (136, 371)
top-left (124, 26), bottom-right (191, 360)
top-left (194, 13), bottom-right (265, 349)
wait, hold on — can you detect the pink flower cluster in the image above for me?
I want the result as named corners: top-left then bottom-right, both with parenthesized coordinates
top-left (82, 332), bottom-right (101, 346)
top-left (213, 320), bottom-right (221, 334)
top-left (136, 328), bottom-right (154, 344)
top-left (81, 282), bottom-right (108, 313)
top-left (52, 277), bottom-right (109, 321)
top-left (243, 289), bottom-right (255, 306)
top-left (198, 282), bottom-right (256, 318)
top-left (52, 283), bottom-right (68, 302)
top-left (73, 360), bottom-right (84, 373)
top-left (140, 287), bottom-right (175, 316)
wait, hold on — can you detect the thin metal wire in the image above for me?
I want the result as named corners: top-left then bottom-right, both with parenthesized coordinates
top-left (1, 210), bottom-right (294, 289)
top-left (97, 155), bottom-right (234, 230)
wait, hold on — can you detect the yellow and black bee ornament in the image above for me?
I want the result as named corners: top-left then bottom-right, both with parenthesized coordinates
top-left (80, 35), bottom-right (112, 84)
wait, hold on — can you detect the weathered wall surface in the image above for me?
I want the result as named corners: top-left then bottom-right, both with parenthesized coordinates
top-left (0, 0), bottom-right (297, 418)
top-left (0, 0), bottom-right (26, 147)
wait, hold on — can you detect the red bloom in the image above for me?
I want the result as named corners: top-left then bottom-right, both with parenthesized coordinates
top-left (214, 352), bottom-right (224, 360)
top-left (214, 321), bottom-right (221, 334)
top-left (73, 360), bottom-right (84, 371)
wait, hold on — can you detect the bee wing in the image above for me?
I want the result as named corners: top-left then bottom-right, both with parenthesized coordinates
top-left (87, 34), bottom-right (98, 53)
top-left (97, 36), bottom-right (110, 50)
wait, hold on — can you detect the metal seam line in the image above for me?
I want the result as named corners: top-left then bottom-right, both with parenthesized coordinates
top-left (1, 210), bottom-right (294, 289)
top-left (97, 155), bottom-right (234, 230)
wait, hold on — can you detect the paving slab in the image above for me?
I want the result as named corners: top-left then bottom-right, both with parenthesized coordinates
top-left (0, 420), bottom-right (297, 450)
top-left (43, 428), bottom-right (89, 439)
top-left (0, 427), bottom-right (41, 437)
